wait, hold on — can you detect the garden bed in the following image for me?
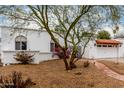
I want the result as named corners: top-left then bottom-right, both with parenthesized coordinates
top-left (0, 59), bottom-right (124, 88)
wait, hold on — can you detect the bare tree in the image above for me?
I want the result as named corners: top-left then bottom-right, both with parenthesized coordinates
top-left (0, 5), bottom-right (121, 70)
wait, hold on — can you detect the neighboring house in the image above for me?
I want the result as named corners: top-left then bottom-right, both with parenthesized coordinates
top-left (0, 26), bottom-right (124, 65)
top-left (83, 39), bottom-right (122, 59)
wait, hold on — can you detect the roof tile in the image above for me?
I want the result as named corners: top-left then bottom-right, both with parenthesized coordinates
top-left (96, 40), bottom-right (122, 45)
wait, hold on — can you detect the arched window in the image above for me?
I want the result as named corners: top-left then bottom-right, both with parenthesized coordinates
top-left (15, 35), bottom-right (27, 50)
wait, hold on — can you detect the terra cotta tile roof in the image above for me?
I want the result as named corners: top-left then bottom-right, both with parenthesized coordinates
top-left (96, 39), bottom-right (122, 45)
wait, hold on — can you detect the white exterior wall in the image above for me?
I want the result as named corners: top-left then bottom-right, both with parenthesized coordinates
top-left (83, 39), bottom-right (124, 58)
top-left (1, 27), bottom-right (51, 52)
top-left (82, 40), bottom-right (97, 58)
top-left (116, 38), bottom-right (124, 58)
top-left (95, 47), bottom-right (118, 58)
top-left (2, 51), bottom-right (57, 64)
top-left (0, 27), bottom-right (58, 64)
top-left (94, 39), bottom-right (124, 58)
top-left (1, 26), bottom-right (124, 65)
top-left (83, 40), bottom-right (124, 59)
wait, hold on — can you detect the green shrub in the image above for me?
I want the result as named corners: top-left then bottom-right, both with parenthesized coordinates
top-left (0, 71), bottom-right (36, 88)
top-left (14, 51), bottom-right (34, 64)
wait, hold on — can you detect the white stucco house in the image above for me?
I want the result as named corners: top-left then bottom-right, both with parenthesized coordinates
top-left (0, 26), bottom-right (124, 65)
top-left (83, 39), bottom-right (123, 59)
top-left (0, 26), bottom-right (59, 65)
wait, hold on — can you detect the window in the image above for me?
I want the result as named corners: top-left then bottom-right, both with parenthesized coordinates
top-left (96, 44), bottom-right (121, 47)
top-left (102, 45), bottom-right (107, 47)
top-left (108, 45), bottom-right (112, 47)
top-left (115, 45), bottom-right (118, 47)
top-left (50, 39), bottom-right (60, 52)
top-left (50, 42), bottom-right (60, 52)
top-left (15, 36), bottom-right (27, 50)
top-left (0, 38), bottom-right (1, 42)
top-left (97, 45), bottom-right (101, 47)
top-left (50, 42), bottom-right (55, 52)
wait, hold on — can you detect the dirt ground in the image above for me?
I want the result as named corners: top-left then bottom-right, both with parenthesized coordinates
top-left (98, 59), bottom-right (124, 75)
top-left (0, 59), bottom-right (124, 88)
top-left (97, 58), bottom-right (124, 63)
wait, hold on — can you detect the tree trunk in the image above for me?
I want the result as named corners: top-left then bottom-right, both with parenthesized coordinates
top-left (63, 58), bottom-right (70, 70)
top-left (63, 50), bottom-right (70, 70)
top-left (69, 52), bottom-right (77, 69)
top-left (63, 57), bottom-right (77, 70)
top-left (70, 62), bottom-right (77, 69)
top-left (62, 49), bottom-right (77, 70)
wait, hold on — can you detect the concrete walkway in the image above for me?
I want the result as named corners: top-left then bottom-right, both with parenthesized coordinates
top-left (93, 61), bottom-right (124, 81)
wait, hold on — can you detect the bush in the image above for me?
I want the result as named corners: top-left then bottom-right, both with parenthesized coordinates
top-left (0, 71), bottom-right (36, 88)
top-left (83, 61), bottom-right (90, 68)
top-left (14, 51), bottom-right (34, 64)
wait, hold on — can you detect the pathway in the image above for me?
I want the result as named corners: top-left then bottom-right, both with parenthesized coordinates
top-left (93, 61), bottom-right (124, 81)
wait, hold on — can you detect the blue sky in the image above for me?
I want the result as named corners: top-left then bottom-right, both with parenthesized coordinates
top-left (0, 16), bottom-right (9, 26)
top-left (0, 16), bottom-right (5, 25)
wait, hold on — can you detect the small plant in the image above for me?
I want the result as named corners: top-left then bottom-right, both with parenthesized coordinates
top-left (14, 51), bottom-right (34, 64)
top-left (74, 72), bottom-right (82, 75)
top-left (83, 61), bottom-right (90, 68)
top-left (0, 71), bottom-right (36, 88)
